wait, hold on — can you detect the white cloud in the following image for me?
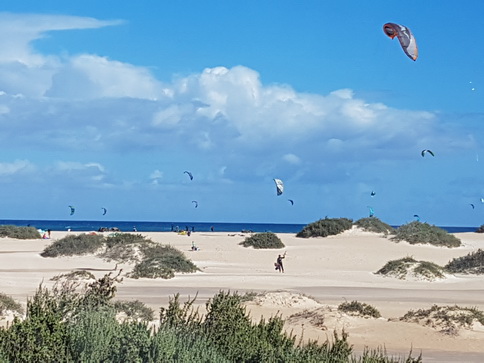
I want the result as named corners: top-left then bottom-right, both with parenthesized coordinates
top-left (0, 159), bottom-right (35, 176)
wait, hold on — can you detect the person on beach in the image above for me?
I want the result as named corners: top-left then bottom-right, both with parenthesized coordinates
top-left (275, 252), bottom-right (286, 273)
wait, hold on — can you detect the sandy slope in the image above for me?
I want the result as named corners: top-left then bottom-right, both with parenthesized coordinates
top-left (1, 228), bottom-right (484, 361)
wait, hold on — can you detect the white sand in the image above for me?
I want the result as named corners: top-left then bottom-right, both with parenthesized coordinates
top-left (1, 228), bottom-right (484, 361)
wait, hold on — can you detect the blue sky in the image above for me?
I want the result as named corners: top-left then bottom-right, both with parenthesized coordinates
top-left (0, 1), bottom-right (483, 226)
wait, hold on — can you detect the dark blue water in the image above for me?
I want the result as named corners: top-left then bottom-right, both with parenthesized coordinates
top-left (0, 219), bottom-right (478, 234)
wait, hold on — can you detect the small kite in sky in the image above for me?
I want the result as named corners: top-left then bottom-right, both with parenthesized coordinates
top-left (470, 203), bottom-right (475, 209)
top-left (370, 191), bottom-right (376, 197)
top-left (101, 207), bottom-right (107, 216)
top-left (288, 199), bottom-right (294, 205)
top-left (421, 149), bottom-right (435, 157)
top-left (367, 206), bottom-right (375, 217)
top-left (413, 214), bottom-right (420, 221)
top-left (68, 205), bottom-right (75, 216)
top-left (383, 22), bottom-right (418, 61)
top-left (273, 178), bottom-right (284, 196)
top-left (192, 200), bottom-right (198, 208)
top-left (184, 171), bottom-right (193, 180)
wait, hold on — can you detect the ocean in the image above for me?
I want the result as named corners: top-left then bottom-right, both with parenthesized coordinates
top-left (0, 219), bottom-right (478, 234)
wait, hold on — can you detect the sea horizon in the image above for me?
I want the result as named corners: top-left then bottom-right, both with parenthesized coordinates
top-left (0, 219), bottom-right (478, 234)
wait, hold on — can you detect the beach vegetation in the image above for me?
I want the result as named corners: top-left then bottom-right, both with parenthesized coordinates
top-left (50, 270), bottom-right (96, 282)
top-left (401, 304), bottom-right (484, 335)
top-left (239, 232), bottom-right (285, 249)
top-left (129, 243), bottom-right (199, 279)
top-left (338, 300), bottom-right (381, 318)
top-left (113, 300), bottom-right (155, 321)
top-left (296, 217), bottom-right (353, 238)
top-left (354, 217), bottom-right (395, 235)
top-left (0, 225), bottom-right (41, 239)
top-left (376, 257), bottom-right (445, 281)
top-left (391, 221), bottom-right (461, 247)
top-left (0, 273), bottom-right (422, 362)
top-left (41, 233), bottom-right (105, 257)
top-left (0, 293), bottom-right (23, 315)
top-left (444, 249), bottom-right (484, 274)
top-left (475, 225), bottom-right (484, 233)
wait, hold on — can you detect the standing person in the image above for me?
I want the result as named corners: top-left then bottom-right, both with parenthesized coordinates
top-left (276, 252), bottom-right (286, 273)
top-left (47, 229), bottom-right (51, 238)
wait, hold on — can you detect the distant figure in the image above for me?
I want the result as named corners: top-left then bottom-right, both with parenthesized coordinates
top-left (187, 230), bottom-right (191, 237)
top-left (191, 241), bottom-right (198, 251)
top-left (275, 252), bottom-right (286, 273)
top-left (47, 229), bottom-right (51, 238)
top-left (171, 224), bottom-right (174, 231)
top-left (133, 226), bottom-right (137, 232)
top-left (191, 226), bottom-right (195, 232)
top-left (210, 226), bottom-right (214, 232)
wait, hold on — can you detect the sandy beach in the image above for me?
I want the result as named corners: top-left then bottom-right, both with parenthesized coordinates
top-left (1, 228), bottom-right (484, 361)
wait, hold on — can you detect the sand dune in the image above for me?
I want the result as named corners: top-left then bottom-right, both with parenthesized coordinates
top-left (1, 228), bottom-right (484, 361)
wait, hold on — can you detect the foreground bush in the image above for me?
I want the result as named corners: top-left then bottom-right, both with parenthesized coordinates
top-left (0, 225), bottom-right (41, 239)
top-left (239, 232), bottom-right (284, 249)
top-left (0, 275), bottom-right (422, 362)
top-left (41, 233), bottom-right (105, 257)
top-left (354, 217), bottom-right (395, 235)
top-left (391, 221), bottom-right (461, 247)
top-left (296, 217), bottom-right (353, 238)
top-left (445, 249), bottom-right (484, 274)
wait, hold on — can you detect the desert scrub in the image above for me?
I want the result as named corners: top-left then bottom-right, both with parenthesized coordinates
top-left (391, 221), bottom-right (461, 247)
top-left (51, 270), bottom-right (96, 282)
top-left (41, 233), bottom-right (105, 257)
top-left (338, 300), bottom-right (381, 318)
top-left (129, 244), bottom-right (198, 279)
top-left (105, 233), bottom-right (147, 248)
top-left (354, 217), bottom-right (395, 235)
top-left (401, 304), bottom-right (484, 335)
top-left (296, 217), bottom-right (353, 238)
top-left (114, 300), bottom-right (154, 321)
top-left (0, 292), bottom-right (23, 315)
top-left (445, 249), bottom-right (484, 274)
top-left (0, 225), bottom-right (41, 239)
top-left (100, 234), bottom-right (149, 263)
top-left (239, 232), bottom-right (284, 249)
top-left (377, 257), bottom-right (445, 281)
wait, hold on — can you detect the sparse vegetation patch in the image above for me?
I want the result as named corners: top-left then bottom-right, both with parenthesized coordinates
top-left (376, 257), bottom-right (445, 281)
top-left (354, 217), bottom-right (395, 235)
top-left (239, 232), bottom-right (284, 249)
top-left (296, 217), bottom-right (353, 238)
top-left (0, 225), bottom-right (41, 239)
top-left (41, 233), bottom-right (105, 257)
top-left (114, 300), bottom-right (154, 321)
top-left (338, 300), bottom-right (381, 318)
top-left (0, 293), bottom-right (23, 315)
top-left (401, 304), bottom-right (484, 335)
top-left (391, 221), bottom-right (461, 248)
top-left (50, 270), bottom-right (96, 282)
top-left (444, 249), bottom-right (484, 274)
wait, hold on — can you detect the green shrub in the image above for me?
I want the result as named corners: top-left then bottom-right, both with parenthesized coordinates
top-left (377, 257), bottom-right (445, 281)
top-left (51, 270), bottom-right (96, 282)
top-left (338, 300), bottom-right (381, 318)
top-left (0, 225), bottom-right (41, 239)
top-left (114, 300), bottom-right (154, 321)
top-left (391, 221), bottom-right (461, 247)
top-left (296, 217), bottom-right (353, 238)
top-left (354, 217), bottom-right (395, 235)
top-left (105, 233), bottom-right (147, 248)
top-left (239, 232), bottom-right (284, 249)
top-left (129, 244), bottom-right (198, 279)
top-left (445, 249), bottom-right (484, 274)
top-left (41, 233), bottom-right (105, 257)
top-left (0, 293), bottom-right (23, 315)
top-left (476, 225), bottom-right (484, 233)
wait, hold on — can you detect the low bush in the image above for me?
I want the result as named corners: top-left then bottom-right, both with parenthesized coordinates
top-left (296, 217), bottom-right (353, 238)
top-left (338, 300), bottom-right (381, 318)
top-left (239, 232), bottom-right (284, 249)
top-left (0, 225), bottom-right (41, 239)
top-left (376, 257), bottom-right (445, 280)
top-left (114, 300), bottom-right (154, 321)
top-left (0, 293), bottom-right (23, 315)
top-left (391, 221), bottom-right (461, 247)
top-left (354, 217), bottom-right (395, 235)
top-left (105, 233), bottom-right (147, 248)
top-left (41, 233), bottom-right (105, 257)
top-left (51, 270), bottom-right (96, 282)
top-left (445, 249), bottom-right (484, 274)
top-left (129, 244), bottom-right (199, 279)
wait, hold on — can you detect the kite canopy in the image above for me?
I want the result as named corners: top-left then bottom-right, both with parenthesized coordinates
top-left (421, 149), bottom-right (435, 157)
top-left (273, 178), bottom-right (284, 196)
top-left (383, 22), bottom-right (418, 61)
top-left (288, 199), bottom-right (294, 205)
top-left (101, 207), bottom-right (107, 216)
top-left (192, 200), bottom-right (198, 208)
top-left (413, 214), bottom-right (420, 221)
top-left (367, 206), bottom-right (375, 217)
top-left (68, 205), bottom-right (75, 216)
top-left (184, 171), bottom-right (193, 180)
